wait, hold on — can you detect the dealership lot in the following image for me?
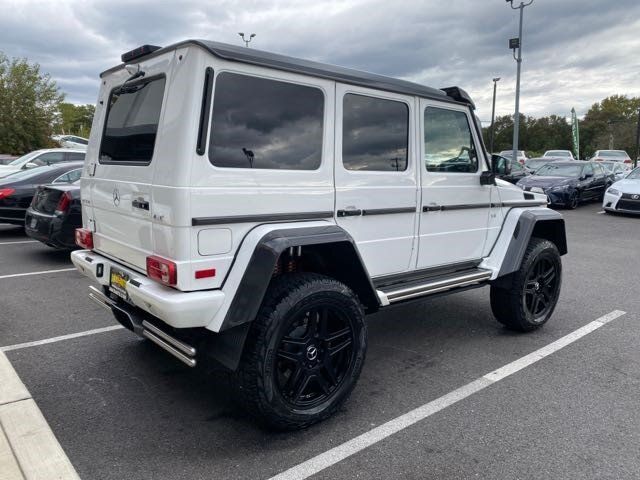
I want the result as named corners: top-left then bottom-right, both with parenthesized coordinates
top-left (1, 203), bottom-right (639, 480)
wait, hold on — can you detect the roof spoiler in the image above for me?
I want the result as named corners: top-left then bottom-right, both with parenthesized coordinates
top-left (440, 86), bottom-right (475, 110)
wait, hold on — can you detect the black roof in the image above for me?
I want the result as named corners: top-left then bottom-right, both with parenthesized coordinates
top-left (102, 39), bottom-right (474, 107)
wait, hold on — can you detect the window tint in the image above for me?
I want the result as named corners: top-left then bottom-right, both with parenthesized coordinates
top-left (209, 73), bottom-right (324, 170)
top-left (100, 76), bottom-right (166, 164)
top-left (424, 107), bottom-right (477, 173)
top-left (583, 163), bottom-right (594, 176)
top-left (593, 164), bottom-right (604, 176)
top-left (36, 152), bottom-right (66, 165)
top-left (342, 94), bottom-right (408, 171)
top-left (65, 152), bottom-right (85, 161)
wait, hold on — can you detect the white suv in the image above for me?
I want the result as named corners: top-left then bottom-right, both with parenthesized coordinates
top-left (72, 40), bottom-right (567, 429)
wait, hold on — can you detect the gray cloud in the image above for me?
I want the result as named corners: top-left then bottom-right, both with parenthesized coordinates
top-left (1, 0), bottom-right (639, 122)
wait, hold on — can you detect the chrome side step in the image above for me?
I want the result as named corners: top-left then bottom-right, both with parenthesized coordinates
top-left (381, 269), bottom-right (492, 304)
top-left (87, 285), bottom-right (197, 368)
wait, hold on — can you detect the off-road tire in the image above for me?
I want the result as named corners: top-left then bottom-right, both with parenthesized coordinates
top-left (234, 273), bottom-right (367, 430)
top-left (490, 237), bottom-right (562, 332)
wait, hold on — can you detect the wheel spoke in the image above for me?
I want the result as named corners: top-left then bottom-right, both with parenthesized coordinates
top-left (542, 267), bottom-right (556, 284)
top-left (531, 295), bottom-right (541, 314)
top-left (322, 356), bottom-right (338, 384)
top-left (315, 373), bottom-right (331, 395)
top-left (277, 348), bottom-right (302, 363)
top-left (305, 310), bottom-right (318, 339)
top-left (325, 327), bottom-right (351, 343)
top-left (293, 372), bottom-right (312, 401)
top-left (284, 365), bottom-right (304, 393)
top-left (280, 336), bottom-right (306, 347)
top-left (329, 338), bottom-right (352, 357)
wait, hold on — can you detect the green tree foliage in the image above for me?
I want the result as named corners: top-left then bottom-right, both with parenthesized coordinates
top-left (57, 102), bottom-right (95, 138)
top-left (0, 52), bottom-right (64, 154)
top-left (483, 95), bottom-right (640, 160)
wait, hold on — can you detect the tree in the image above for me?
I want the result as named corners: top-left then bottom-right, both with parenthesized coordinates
top-left (57, 102), bottom-right (95, 138)
top-left (0, 52), bottom-right (64, 154)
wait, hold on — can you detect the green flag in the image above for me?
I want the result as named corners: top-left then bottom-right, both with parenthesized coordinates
top-left (571, 108), bottom-right (580, 160)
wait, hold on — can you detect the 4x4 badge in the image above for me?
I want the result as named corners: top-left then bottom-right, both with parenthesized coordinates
top-left (112, 187), bottom-right (120, 206)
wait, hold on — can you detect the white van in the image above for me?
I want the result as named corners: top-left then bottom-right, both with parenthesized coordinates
top-left (72, 40), bottom-right (567, 429)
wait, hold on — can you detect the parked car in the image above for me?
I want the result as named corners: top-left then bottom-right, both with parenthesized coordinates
top-left (492, 154), bottom-right (529, 184)
top-left (57, 135), bottom-right (89, 150)
top-left (599, 161), bottom-right (631, 181)
top-left (590, 150), bottom-right (632, 165)
top-left (0, 162), bottom-right (83, 225)
top-left (0, 148), bottom-right (85, 179)
top-left (543, 150), bottom-right (575, 161)
top-left (25, 180), bottom-right (81, 249)
top-left (603, 167), bottom-right (640, 214)
top-left (525, 157), bottom-right (554, 174)
top-left (499, 150), bottom-right (528, 164)
top-left (71, 40), bottom-right (566, 430)
top-left (517, 161), bottom-right (611, 209)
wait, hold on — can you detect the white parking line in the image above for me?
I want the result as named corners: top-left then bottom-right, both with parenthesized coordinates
top-left (1, 325), bottom-right (124, 353)
top-left (0, 240), bottom-right (39, 245)
top-left (269, 310), bottom-right (626, 480)
top-left (0, 267), bottom-right (76, 280)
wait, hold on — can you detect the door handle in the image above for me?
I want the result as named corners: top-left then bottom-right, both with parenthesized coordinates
top-left (132, 198), bottom-right (150, 211)
top-left (337, 208), bottom-right (362, 217)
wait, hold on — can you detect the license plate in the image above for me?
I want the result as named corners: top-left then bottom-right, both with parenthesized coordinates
top-left (109, 268), bottom-right (130, 302)
top-left (29, 217), bottom-right (37, 229)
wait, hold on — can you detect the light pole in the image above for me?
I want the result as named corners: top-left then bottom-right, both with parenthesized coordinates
top-left (238, 32), bottom-right (256, 47)
top-left (507, 0), bottom-right (534, 163)
top-left (489, 77), bottom-right (501, 153)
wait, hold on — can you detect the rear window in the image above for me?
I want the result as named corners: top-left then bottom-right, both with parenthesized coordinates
top-left (99, 76), bottom-right (166, 165)
top-left (209, 72), bottom-right (324, 170)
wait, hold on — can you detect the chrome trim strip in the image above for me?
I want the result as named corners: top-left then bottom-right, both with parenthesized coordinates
top-left (192, 211), bottom-right (333, 226)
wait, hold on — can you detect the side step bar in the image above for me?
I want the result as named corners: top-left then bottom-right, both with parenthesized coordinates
top-left (87, 285), bottom-right (197, 368)
top-left (380, 269), bottom-right (492, 304)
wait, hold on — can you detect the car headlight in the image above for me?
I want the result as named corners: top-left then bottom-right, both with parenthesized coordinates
top-left (530, 187), bottom-right (545, 194)
top-left (548, 185), bottom-right (570, 192)
top-left (607, 188), bottom-right (621, 196)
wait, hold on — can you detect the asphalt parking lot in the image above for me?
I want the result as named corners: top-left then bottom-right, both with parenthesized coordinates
top-left (1, 203), bottom-right (639, 480)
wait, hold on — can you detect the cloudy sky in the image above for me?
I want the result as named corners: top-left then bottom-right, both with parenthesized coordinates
top-left (1, 0), bottom-right (639, 124)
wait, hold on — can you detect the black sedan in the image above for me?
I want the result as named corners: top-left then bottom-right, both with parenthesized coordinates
top-left (492, 154), bottom-right (530, 184)
top-left (516, 161), bottom-right (613, 209)
top-left (0, 162), bottom-right (83, 225)
top-left (25, 181), bottom-right (81, 249)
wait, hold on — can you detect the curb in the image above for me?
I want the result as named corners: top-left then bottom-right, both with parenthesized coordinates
top-left (0, 351), bottom-right (80, 480)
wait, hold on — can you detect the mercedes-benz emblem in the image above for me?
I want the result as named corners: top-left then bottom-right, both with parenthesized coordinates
top-left (632, 194), bottom-right (639, 200)
top-left (306, 345), bottom-right (318, 361)
top-left (112, 187), bottom-right (120, 206)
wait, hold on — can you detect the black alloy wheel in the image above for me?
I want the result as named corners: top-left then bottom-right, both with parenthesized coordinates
top-left (568, 191), bottom-right (579, 209)
top-left (275, 306), bottom-right (354, 408)
top-left (522, 255), bottom-right (560, 322)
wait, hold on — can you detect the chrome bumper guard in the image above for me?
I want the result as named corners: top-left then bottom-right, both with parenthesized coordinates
top-left (88, 285), bottom-right (197, 368)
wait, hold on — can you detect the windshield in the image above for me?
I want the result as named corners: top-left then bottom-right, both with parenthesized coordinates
top-left (627, 168), bottom-right (640, 180)
top-left (0, 165), bottom-right (52, 182)
top-left (7, 150), bottom-right (41, 166)
top-left (536, 163), bottom-right (583, 177)
top-left (526, 160), bottom-right (549, 168)
top-left (544, 151), bottom-right (571, 157)
top-left (598, 151), bottom-right (628, 158)
top-left (599, 162), bottom-right (615, 171)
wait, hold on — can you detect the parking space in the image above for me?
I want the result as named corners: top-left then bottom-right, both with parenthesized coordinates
top-left (1, 204), bottom-right (639, 479)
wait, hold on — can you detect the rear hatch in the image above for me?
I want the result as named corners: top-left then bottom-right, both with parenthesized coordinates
top-left (31, 185), bottom-right (69, 214)
top-left (84, 55), bottom-right (169, 272)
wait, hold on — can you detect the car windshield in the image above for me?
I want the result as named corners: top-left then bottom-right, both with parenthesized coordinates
top-left (627, 168), bottom-right (640, 180)
top-left (7, 151), bottom-right (40, 166)
top-left (545, 151), bottom-right (571, 157)
top-left (599, 162), bottom-right (615, 171)
top-left (599, 151), bottom-right (627, 158)
top-left (535, 163), bottom-right (583, 177)
top-left (526, 160), bottom-right (549, 168)
top-left (0, 165), bottom-right (52, 183)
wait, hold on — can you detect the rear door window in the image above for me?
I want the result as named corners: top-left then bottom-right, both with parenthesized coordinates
top-left (209, 72), bottom-right (324, 170)
top-left (99, 76), bottom-right (166, 165)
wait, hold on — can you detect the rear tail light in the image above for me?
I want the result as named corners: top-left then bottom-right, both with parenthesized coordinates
top-left (0, 188), bottom-right (15, 200)
top-left (75, 228), bottom-right (93, 249)
top-left (55, 191), bottom-right (72, 215)
top-left (624, 159), bottom-right (632, 164)
top-left (146, 255), bottom-right (177, 287)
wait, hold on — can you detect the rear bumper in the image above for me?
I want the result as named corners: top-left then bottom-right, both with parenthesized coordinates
top-left (71, 250), bottom-right (225, 329)
top-left (24, 208), bottom-right (77, 249)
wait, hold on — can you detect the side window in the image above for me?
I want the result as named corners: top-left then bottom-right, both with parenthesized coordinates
top-left (342, 94), bottom-right (408, 171)
top-left (53, 169), bottom-right (81, 184)
top-left (209, 72), bottom-right (324, 170)
top-left (424, 107), bottom-right (478, 173)
top-left (583, 163), bottom-right (594, 176)
top-left (593, 164), bottom-right (603, 176)
top-left (65, 152), bottom-right (86, 161)
top-left (511, 160), bottom-right (524, 172)
top-left (37, 152), bottom-right (66, 165)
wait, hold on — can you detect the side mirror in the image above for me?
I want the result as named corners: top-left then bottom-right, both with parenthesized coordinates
top-left (24, 162), bottom-right (38, 169)
top-left (584, 172), bottom-right (593, 178)
top-left (490, 154), bottom-right (510, 175)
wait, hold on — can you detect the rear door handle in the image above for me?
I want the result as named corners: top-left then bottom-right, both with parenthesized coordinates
top-left (337, 208), bottom-right (362, 217)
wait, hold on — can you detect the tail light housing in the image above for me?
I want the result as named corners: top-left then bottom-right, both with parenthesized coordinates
top-left (0, 188), bottom-right (15, 200)
top-left (55, 191), bottom-right (72, 215)
top-left (146, 255), bottom-right (177, 287)
top-left (75, 228), bottom-right (93, 249)
top-left (624, 159), bottom-right (632, 164)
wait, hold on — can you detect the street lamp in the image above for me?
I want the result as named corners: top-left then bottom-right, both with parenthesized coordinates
top-left (238, 32), bottom-right (256, 47)
top-left (490, 77), bottom-right (501, 153)
top-left (507, 0), bottom-right (534, 164)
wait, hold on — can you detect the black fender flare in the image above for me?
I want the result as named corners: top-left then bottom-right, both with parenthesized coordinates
top-left (496, 209), bottom-right (568, 279)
